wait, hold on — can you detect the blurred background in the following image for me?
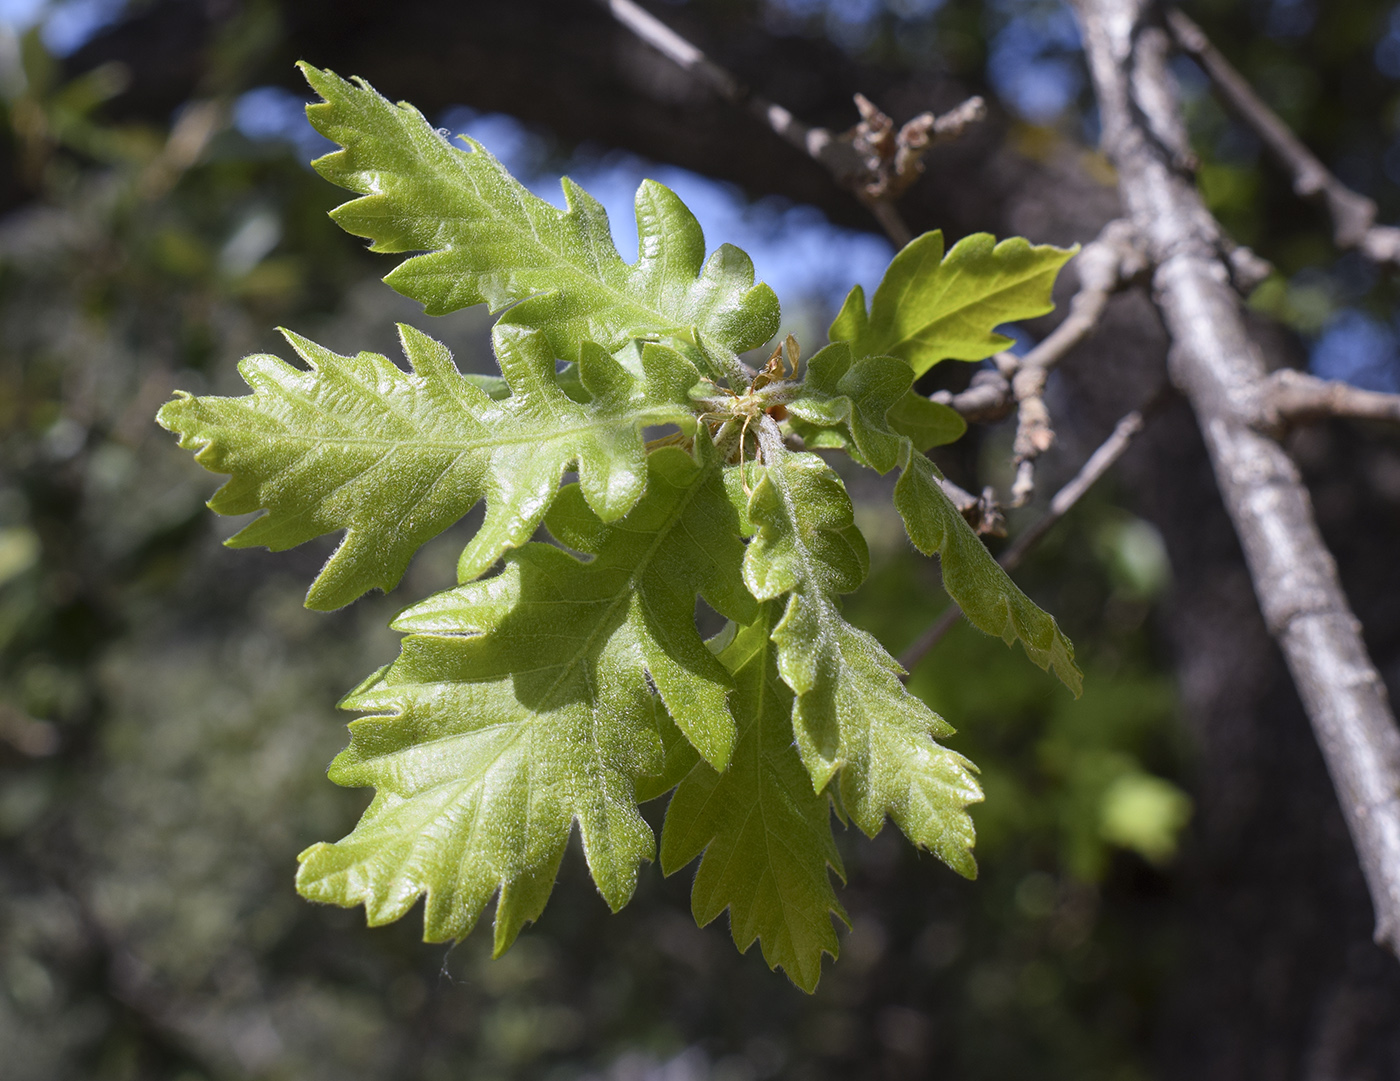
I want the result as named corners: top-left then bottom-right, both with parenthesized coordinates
top-left (1, 0), bottom-right (1399, 1078)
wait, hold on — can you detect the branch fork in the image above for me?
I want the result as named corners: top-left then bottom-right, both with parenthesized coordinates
top-left (1075, 0), bottom-right (1400, 956)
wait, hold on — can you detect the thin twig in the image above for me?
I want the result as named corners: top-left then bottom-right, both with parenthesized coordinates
top-left (1009, 218), bottom-right (1148, 505)
top-left (602, 0), bottom-right (858, 173)
top-left (898, 405), bottom-right (1150, 674)
top-left (934, 474), bottom-right (1006, 537)
top-left (1165, 7), bottom-right (1400, 267)
top-left (1257, 368), bottom-right (1400, 429)
top-left (928, 362), bottom-right (1017, 424)
top-left (1076, 0), bottom-right (1400, 957)
top-left (598, 0), bottom-right (983, 248)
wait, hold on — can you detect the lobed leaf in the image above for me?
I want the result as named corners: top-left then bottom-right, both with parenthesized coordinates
top-left (781, 342), bottom-right (1079, 696)
top-left (157, 323), bottom-right (702, 610)
top-left (830, 230), bottom-right (1077, 376)
top-left (741, 444), bottom-right (983, 876)
top-left (661, 604), bottom-right (848, 992)
top-left (297, 443), bottom-right (756, 952)
top-left (786, 342), bottom-right (965, 471)
top-left (156, 71), bottom-right (1092, 982)
top-left (893, 445), bottom-right (1083, 694)
top-left (300, 63), bottom-right (779, 374)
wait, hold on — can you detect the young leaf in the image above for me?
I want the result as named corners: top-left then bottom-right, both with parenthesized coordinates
top-left (741, 436), bottom-right (983, 876)
top-left (300, 63), bottom-right (779, 373)
top-left (782, 343), bottom-right (1079, 695)
top-left (830, 230), bottom-right (1077, 376)
top-left (787, 342), bottom-right (964, 471)
top-left (156, 66), bottom-right (1093, 982)
top-left (157, 322), bottom-right (699, 610)
top-left (886, 388), bottom-right (968, 451)
top-left (296, 443), bottom-right (756, 954)
top-left (894, 445), bottom-right (1083, 694)
top-left (661, 602), bottom-right (848, 993)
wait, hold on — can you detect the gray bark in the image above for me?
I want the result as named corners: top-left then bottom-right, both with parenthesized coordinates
top-left (1069, 0), bottom-right (1400, 954)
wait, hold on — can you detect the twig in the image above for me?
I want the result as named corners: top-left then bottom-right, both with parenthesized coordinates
top-left (845, 92), bottom-right (987, 247)
top-left (598, 0), bottom-right (984, 248)
top-left (601, 0), bottom-right (859, 173)
top-left (934, 475), bottom-right (1006, 538)
top-left (1075, 0), bottom-right (1400, 957)
top-left (898, 406), bottom-right (1150, 674)
top-left (1009, 218), bottom-right (1148, 506)
top-left (928, 361), bottom-right (1017, 424)
top-left (1257, 369), bottom-right (1400, 429)
top-left (1165, 7), bottom-right (1400, 267)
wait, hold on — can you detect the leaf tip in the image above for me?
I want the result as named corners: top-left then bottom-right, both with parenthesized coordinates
top-left (154, 392), bottom-right (192, 433)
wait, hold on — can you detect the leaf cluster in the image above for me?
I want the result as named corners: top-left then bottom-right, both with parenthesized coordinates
top-left (158, 66), bottom-right (1079, 990)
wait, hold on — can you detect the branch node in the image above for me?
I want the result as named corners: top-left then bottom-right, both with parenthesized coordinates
top-left (1005, 217), bottom-right (1145, 503)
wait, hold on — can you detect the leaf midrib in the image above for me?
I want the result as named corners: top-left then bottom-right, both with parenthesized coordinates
top-left (212, 404), bottom-right (675, 457)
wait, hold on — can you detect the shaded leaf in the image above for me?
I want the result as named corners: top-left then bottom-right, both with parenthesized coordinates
top-left (661, 603), bottom-right (848, 992)
top-left (894, 444), bottom-right (1082, 694)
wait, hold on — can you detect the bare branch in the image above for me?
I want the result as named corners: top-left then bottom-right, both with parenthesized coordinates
top-left (1076, 0), bottom-right (1400, 957)
top-left (1256, 369), bottom-right (1400, 429)
top-left (598, 0), bottom-right (983, 248)
top-left (898, 406), bottom-right (1149, 675)
top-left (601, 0), bottom-right (859, 172)
top-left (928, 365), bottom-right (1016, 424)
top-left (933, 475), bottom-right (1007, 538)
top-left (1165, 7), bottom-right (1400, 267)
top-left (863, 196), bottom-right (913, 249)
top-left (849, 92), bottom-right (986, 201)
top-left (1009, 218), bottom-right (1148, 505)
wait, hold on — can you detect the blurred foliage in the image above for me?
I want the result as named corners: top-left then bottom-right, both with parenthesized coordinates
top-left (11, 0), bottom-right (1391, 1075)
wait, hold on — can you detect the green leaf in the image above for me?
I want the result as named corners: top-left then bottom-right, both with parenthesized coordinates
top-left (157, 322), bottom-right (699, 610)
top-left (300, 63), bottom-right (779, 372)
top-left (542, 442), bottom-right (758, 765)
top-left (786, 344), bottom-right (912, 472)
top-left (894, 444), bottom-right (1082, 694)
top-left (635, 698), bottom-right (702, 804)
top-left (886, 390), bottom-right (966, 451)
top-left (786, 342), bottom-right (964, 467)
top-left (830, 230), bottom-right (1077, 376)
top-left (296, 443), bottom-right (756, 952)
top-left (661, 603), bottom-right (847, 992)
top-left (741, 443), bottom-right (983, 876)
top-left (781, 343), bottom-right (1078, 696)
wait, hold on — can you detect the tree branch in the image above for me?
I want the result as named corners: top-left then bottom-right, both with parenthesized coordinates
top-left (933, 475), bottom-right (1007, 538)
top-left (928, 358), bottom-right (1018, 424)
top-left (1074, 0), bottom-right (1400, 957)
top-left (601, 0), bottom-right (859, 174)
top-left (1257, 369), bottom-right (1400, 429)
top-left (1008, 217), bottom-right (1148, 505)
top-left (898, 405), bottom-right (1150, 674)
top-left (598, 0), bottom-right (983, 248)
top-left (1164, 6), bottom-right (1400, 267)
